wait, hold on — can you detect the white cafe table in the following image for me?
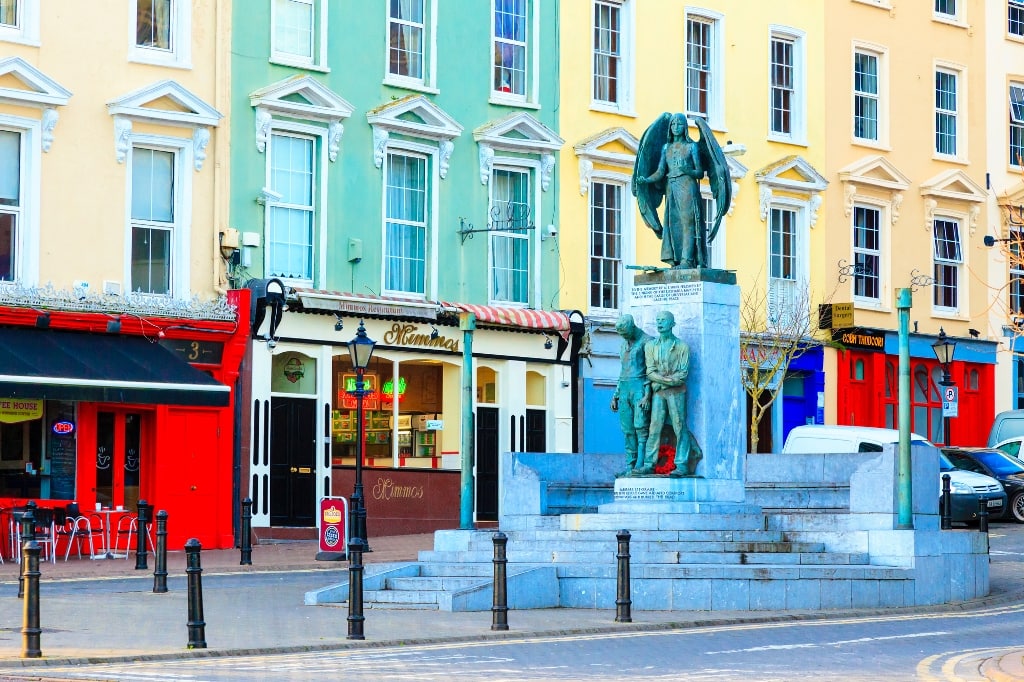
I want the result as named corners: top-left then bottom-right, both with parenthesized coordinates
top-left (91, 507), bottom-right (131, 560)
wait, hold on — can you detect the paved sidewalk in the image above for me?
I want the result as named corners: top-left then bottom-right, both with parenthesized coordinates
top-left (0, 533), bottom-right (1021, 671)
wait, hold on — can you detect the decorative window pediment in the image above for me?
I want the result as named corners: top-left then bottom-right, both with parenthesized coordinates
top-left (0, 57), bottom-right (71, 153)
top-left (108, 80), bottom-right (221, 169)
top-left (920, 168), bottom-right (986, 235)
top-left (996, 181), bottom-right (1024, 236)
top-left (250, 76), bottom-right (354, 162)
top-left (366, 94), bottom-right (462, 178)
top-left (838, 155), bottom-right (910, 223)
top-left (755, 155), bottom-right (827, 225)
top-left (574, 127), bottom-right (638, 195)
top-left (474, 112), bottom-right (564, 190)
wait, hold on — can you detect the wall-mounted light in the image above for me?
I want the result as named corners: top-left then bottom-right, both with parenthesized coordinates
top-left (430, 325), bottom-right (440, 340)
top-left (968, 328), bottom-right (980, 339)
top-left (543, 333), bottom-right (553, 350)
top-left (34, 311), bottom-right (50, 329)
top-left (334, 313), bottom-right (344, 332)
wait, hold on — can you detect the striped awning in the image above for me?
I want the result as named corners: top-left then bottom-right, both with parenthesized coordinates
top-left (290, 288), bottom-right (442, 320)
top-left (444, 303), bottom-right (571, 334)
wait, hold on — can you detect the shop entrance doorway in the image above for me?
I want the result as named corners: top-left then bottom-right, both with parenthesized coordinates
top-left (269, 397), bottom-right (317, 527)
top-left (94, 409), bottom-right (149, 510)
top-left (475, 406), bottom-right (499, 522)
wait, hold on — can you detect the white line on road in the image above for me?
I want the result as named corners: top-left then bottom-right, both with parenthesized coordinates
top-left (705, 631), bottom-right (950, 655)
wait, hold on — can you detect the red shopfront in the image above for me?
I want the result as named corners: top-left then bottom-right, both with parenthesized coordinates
top-left (0, 290), bottom-right (249, 551)
top-left (835, 327), bottom-right (995, 446)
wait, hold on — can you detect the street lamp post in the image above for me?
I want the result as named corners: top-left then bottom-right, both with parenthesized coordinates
top-left (931, 327), bottom-right (957, 446)
top-left (347, 320), bottom-right (376, 553)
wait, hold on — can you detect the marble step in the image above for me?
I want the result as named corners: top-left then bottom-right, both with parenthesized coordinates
top-left (385, 576), bottom-right (486, 592)
top-left (416, 548), bottom-right (868, 566)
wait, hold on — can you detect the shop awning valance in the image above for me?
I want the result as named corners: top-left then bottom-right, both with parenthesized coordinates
top-left (0, 327), bottom-right (230, 407)
top-left (444, 303), bottom-right (571, 334)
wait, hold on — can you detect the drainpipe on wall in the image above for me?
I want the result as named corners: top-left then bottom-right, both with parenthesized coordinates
top-left (460, 312), bottom-right (476, 530)
top-left (896, 288), bottom-right (914, 530)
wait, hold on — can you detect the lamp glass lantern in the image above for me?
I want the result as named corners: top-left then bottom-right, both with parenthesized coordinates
top-left (931, 327), bottom-right (956, 374)
top-left (348, 320), bottom-right (376, 370)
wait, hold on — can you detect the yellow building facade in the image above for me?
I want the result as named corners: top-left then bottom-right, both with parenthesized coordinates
top-left (0, 0), bottom-right (230, 299)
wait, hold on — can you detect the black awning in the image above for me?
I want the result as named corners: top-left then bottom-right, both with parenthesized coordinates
top-left (0, 327), bottom-right (231, 407)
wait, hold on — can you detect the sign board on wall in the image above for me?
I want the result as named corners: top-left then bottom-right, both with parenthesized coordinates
top-left (818, 303), bottom-right (855, 330)
top-left (0, 398), bottom-right (42, 423)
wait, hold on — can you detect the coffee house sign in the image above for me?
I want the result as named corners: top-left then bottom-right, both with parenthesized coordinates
top-left (382, 323), bottom-right (459, 352)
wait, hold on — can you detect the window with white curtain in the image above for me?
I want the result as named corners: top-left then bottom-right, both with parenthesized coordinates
top-left (389, 0), bottom-right (425, 81)
top-left (493, 0), bottom-right (530, 99)
top-left (0, 0), bottom-right (19, 28)
top-left (130, 147), bottom-right (175, 295)
top-left (0, 129), bottom-right (20, 282)
top-left (384, 151), bottom-right (427, 295)
top-left (273, 0), bottom-right (317, 64)
top-left (768, 206), bottom-right (802, 323)
top-left (490, 167), bottom-right (530, 304)
top-left (131, 0), bottom-right (189, 66)
top-left (136, 0), bottom-right (172, 50)
top-left (592, 1), bottom-right (621, 105)
top-left (932, 217), bottom-right (962, 311)
top-left (267, 133), bottom-right (315, 282)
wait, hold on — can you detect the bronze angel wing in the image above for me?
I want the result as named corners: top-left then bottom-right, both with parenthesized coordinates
top-left (693, 116), bottom-right (732, 246)
top-left (632, 113), bottom-right (671, 239)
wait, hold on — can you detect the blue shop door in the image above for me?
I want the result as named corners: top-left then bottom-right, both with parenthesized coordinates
top-left (781, 374), bottom-right (812, 444)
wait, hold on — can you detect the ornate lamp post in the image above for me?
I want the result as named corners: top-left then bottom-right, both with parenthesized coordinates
top-left (347, 320), bottom-right (376, 553)
top-left (931, 327), bottom-right (957, 446)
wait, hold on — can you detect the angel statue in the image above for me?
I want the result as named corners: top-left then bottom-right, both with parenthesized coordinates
top-left (632, 113), bottom-right (732, 269)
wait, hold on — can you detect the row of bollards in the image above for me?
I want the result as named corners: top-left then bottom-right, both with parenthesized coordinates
top-left (940, 473), bottom-right (993, 534)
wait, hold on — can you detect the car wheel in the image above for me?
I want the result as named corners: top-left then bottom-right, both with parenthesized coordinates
top-left (1011, 492), bottom-right (1024, 523)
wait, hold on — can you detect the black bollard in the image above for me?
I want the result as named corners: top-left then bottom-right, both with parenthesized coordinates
top-left (940, 474), bottom-right (952, 530)
top-left (21, 540), bottom-right (41, 659)
top-left (615, 529), bottom-right (632, 623)
top-left (347, 537), bottom-right (365, 640)
top-left (153, 510), bottom-right (168, 593)
top-left (979, 498), bottom-right (990, 534)
top-left (491, 532), bottom-right (509, 631)
top-left (18, 505), bottom-right (36, 600)
top-left (135, 500), bottom-right (151, 570)
top-left (240, 498), bottom-right (253, 566)
top-left (185, 538), bottom-right (206, 649)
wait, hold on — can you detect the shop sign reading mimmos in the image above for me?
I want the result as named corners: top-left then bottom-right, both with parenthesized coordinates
top-left (382, 323), bottom-right (459, 352)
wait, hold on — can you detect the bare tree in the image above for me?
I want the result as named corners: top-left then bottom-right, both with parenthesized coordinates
top-left (739, 279), bottom-right (829, 453)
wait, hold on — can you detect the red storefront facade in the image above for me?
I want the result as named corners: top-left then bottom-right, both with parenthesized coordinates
top-left (0, 290), bottom-right (250, 551)
top-left (835, 327), bottom-right (995, 446)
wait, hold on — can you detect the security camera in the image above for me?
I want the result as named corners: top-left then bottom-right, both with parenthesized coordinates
top-left (257, 187), bottom-right (284, 205)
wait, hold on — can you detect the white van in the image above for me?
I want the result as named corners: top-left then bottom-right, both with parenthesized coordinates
top-left (781, 425), bottom-right (929, 454)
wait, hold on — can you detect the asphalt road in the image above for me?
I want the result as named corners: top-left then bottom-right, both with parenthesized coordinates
top-left (5, 522), bottom-right (1024, 681)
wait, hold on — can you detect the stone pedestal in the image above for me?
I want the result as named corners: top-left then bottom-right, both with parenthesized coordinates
top-left (627, 268), bottom-right (743, 502)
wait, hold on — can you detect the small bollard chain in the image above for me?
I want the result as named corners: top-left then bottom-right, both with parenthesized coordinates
top-left (491, 532), bottom-right (509, 631)
top-left (615, 529), bottom-right (632, 623)
top-left (18, 504), bottom-right (37, 600)
top-left (185, 538), bottom-right (206, 649)
top-left (240, 498), bottom-right (253, 566)
top-left (21, 540), bottom-right (41, 659)
top-left (135, 500), bottom-right (152, 570)
top-left (347, 537), bottom-right (365, 640)
top-left (978, 498), bottom-right (990, 533)
top-left (940, 474), bottom-right (952, 530)
top-left (153, 511), bottom-right (168, 593)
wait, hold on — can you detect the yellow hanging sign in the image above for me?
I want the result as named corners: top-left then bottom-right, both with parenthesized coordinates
top-left (0, 398), bottom-right (43, 424)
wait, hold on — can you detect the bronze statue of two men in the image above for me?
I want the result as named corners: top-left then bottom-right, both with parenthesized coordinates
top-left (611, 313), bottom-right (702, 478)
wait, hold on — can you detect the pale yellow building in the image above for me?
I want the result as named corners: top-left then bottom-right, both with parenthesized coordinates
top-left (0, 0), bottom-right (230, 299)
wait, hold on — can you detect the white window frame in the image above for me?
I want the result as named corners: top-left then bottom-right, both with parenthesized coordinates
top-left (767, 26), bottom-right (806, 145)
top-left (384, 0), bottom-right (438, 93)
top-left (588, 174), bottom-right (632, 316)
top-left (129, 0), bottom-right (192, 69)
top-left (683, 7), bottom-right (725, 131)
top-left (933, 0), bottom-right (965, 26)
top-left (490, 0), bottom-right (540, 107)
top-left (852, 43), bottom-right (887, 147)
top-left (701, 188), bottom-right (725, 270)
top-left (590, 0), bottom-right (634, 115)
top-left (488, 159), bottom-right (540, 306)
top-left (0, 0), bottom-right (39, 46)
top-left (1011, 228), bottom-right (1024, 315)
top-left (0, 115), bottom-right (39, 287)
top-left (263, 125), bottom-right (324, 288)
top-left (931, 214), bottom-right (964, 315)
top-left (380, 141), bottom-right (437, 299)
top-left (1011, 0), bottom-right (1024, 39)
top-left (934, 62), bottom-right (966, 162)
top-left (1011, 81), bottom-right (1024, 168)
top-left (124, 135), bottom-right (191, 299)
top-left (766, 198), bottom-right (809, 324)
top-left (270, 0), bottom-right (329, 72)
top-left (851, 202), bottom-right (885, 305)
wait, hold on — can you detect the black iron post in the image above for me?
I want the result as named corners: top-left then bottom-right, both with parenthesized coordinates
top-left (615, 529), bottom-right (632, 623)
top-left (239, 497), bottom-right (253, 565)
top-left (978, 498), bottom-right (990, 534)
top-left (491, 532), bottom-right (509, 631)
top-left (185, 538), bottom-right (206, 649)
top-left (351, 369), bottom-right (371, 553)
top-left (21, 540), bottom-right (41, 658)
top-left (940, 474), bottom-right (952, 530)
top-left (18, 505), bottom-right (36, 600)
top-left (135, 499), bottom-right (151, 570)
top-left (153, 510), bottom-right (168, 593)
top-left (347, 537), bottom-right (365, 640)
